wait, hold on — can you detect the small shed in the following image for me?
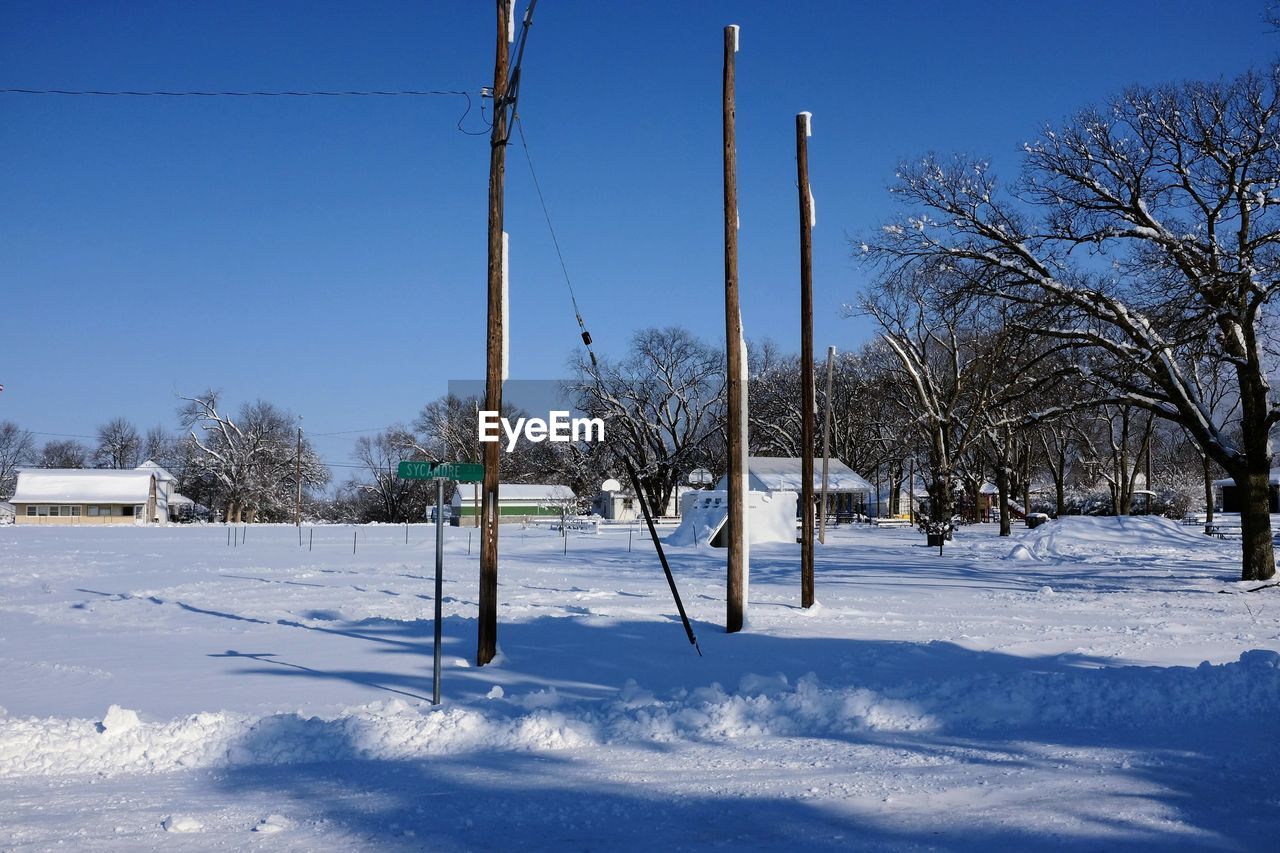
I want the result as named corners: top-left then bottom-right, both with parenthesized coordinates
top-left (451, 483), bottom-right (577, 526)
top-left (594, 479), bottom-right (690, 520)
top-left (1214, 469), bottom-right (1280, 513)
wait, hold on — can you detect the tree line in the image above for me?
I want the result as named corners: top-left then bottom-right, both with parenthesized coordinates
top-left (858, 61), bottom-right (1279, 581)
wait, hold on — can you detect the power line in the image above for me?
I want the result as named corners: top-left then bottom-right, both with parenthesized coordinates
top-left (311, 427), bottom-right (400, 437)
top-left (1, 87), bottom-right (469, 97)
top-left (1, 87), bottom-right (490, 135)
top-left (513, 114), bottom-right (594, 357)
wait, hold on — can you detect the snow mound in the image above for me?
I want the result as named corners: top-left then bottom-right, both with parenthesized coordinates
top-left (99, 705), bottom-right (141, 737)
top-left (4, 651), bottom-right (1279, 778)
top-left (161, 815), bottom-right (203, 833)
top-left (1018, 515), bottom-right (1224, 563)
top-left (1006, 543), bottom-right (1038, 561)
top-left (252, 814), bottom-right (294, 834)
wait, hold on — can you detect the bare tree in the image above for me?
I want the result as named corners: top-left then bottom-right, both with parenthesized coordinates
top-left (860, 268), bottom-right (1072, 543)
top-left (866, 67), bottom-right (1280, 580)
top-left (350, 426), bottom-right (433, 523)
top-left (93, 418), bottom-right (141, 469)
top-left (0, 422), bottom-right (35, 497)
top-left (570, 326), bottom-right (726, 514)
top-left (178, 391), bottom-right (328, 522)
top-left (747, 340), bottom-right (804, 457)
top-left (38, 439), bottom-right (89, 469)
top-left (411, 393), bottom-right (565, 483)
top-left (142, 426), bottom-right (178, 469)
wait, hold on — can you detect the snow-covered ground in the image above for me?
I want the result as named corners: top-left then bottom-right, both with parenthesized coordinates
top-left (1, 517), bottom-right (1278, 851)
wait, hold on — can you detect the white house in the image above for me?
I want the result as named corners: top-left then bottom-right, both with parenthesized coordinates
top-left (715, 457), bottom-right (873, 519)
top-left (136, 459), bottom-right (195, 521)
top-left (10, 469), bottom-right (161, 525)
top-left (716, 456), bottom-right (872, 495)
top-left (593, 478), bottom-right (691, 520)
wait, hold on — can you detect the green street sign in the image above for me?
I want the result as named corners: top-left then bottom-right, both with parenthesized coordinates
top-left (397, 461), bottom-right (484, 482)
top-left (433, 462), bottom-right (484, 482)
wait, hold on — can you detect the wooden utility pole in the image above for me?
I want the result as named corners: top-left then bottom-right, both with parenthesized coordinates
top-left (796, 112), bottom-right (815, 609)
top-left (909, 456), bottom-right (916, 526)
top-left (478, 0), bottom-right (511, 666)
top-left (723, 24), bottom-right (745, 634)
top-left (819, 345), bottom-right (835, 544)
top-left (294, 425), bottom-right (303, 527)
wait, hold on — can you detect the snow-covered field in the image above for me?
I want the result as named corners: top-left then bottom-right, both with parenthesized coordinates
top-left (1, 517), bottom-right (1278, 851)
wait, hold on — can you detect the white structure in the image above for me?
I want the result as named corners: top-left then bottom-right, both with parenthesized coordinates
top-left (593, 479), bottom-right (691, 520)
top-left (715, 456), bottom-right (872, 520)
top-left (452, 483), bottom-right (577, 525)
top-left (715, 456), bottom-right (873, 495)
top-left (136, 459), bottom-right (194, 521)
top-left (0, 501), bottom-right (14, 524)
top-left (666, 489), bottom-right (798, 547)
top-left (10, 469), bottom-right (161, 525)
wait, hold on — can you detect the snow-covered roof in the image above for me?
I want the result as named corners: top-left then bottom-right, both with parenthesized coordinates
top-left (10, 469), bottom-right (155, 504)
top-left (136, 460), bottom-right (176, 483)
top-left (1214, 468), bottom-right (1280, 487)
top-left (716, 457), bottom-right (872, 494)
top-left (454, 484), bottom-right (576, 503)
top-left (169, 492), bottom-right (195, 507)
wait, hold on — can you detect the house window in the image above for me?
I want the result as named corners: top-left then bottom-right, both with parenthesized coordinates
top-left (622, 498), bottom-right (633, 509)
top-left (36, 505), bottom-right (49, 516)
top-left (61, 506), bottom-right (73, 517)
top-left (26, 506), bottom-right (35, 516)
top-left (70, 506), bottom-right (81, 517)
top-left (123, 505), bottom-right (135, 517)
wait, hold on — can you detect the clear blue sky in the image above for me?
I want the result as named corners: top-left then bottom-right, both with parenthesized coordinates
top-left (2, 1), bottom-right (1275, 471)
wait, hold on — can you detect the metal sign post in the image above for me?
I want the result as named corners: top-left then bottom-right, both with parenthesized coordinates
top-left (397, 460), bottom-right (484, 704)
top-left (433, 476), bottom-right (444, 706)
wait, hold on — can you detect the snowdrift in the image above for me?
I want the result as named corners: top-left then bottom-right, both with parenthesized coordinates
top-left (1016, 515), bottom-right (1226, 563)
top-left (4, 649), bottom-right (1277, 778)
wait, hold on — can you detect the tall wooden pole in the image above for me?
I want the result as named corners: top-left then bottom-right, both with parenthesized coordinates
top-left (478, 0), bottom-right (510, 667)
top-left (909, 456), bottom-right (916, 526)
top-left (819, 345), bottom-right (835, 544)
top-left (797, 112), bottom-right (815, 609)
top-left (723, 24), bottom-right (745, 634)
top-left (294, 425), bottom-right (302, 527)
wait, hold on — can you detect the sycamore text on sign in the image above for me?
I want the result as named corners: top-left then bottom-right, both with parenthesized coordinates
top-left (478, 410), bottom-right (605, 452)
top-left (396, 461), bottom-right (484, 482)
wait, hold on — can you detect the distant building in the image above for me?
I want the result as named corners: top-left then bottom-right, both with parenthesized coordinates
top-left (136, 459), bottom-right (196, 521)
top-left (0, 501), bottom-right (14, 524)
top-left (714, 457), bottom-right (873, 519)
top-left (8, 461), bottom-right (196, 524)
top-left (1214, 470), bottom-right (1280, 513)
top-left (451, 483), bottom-right (577, 526)
top-left (593, 478), bottom-right (690, 520)
top-left (10, 469), bottom-right (161, 525)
